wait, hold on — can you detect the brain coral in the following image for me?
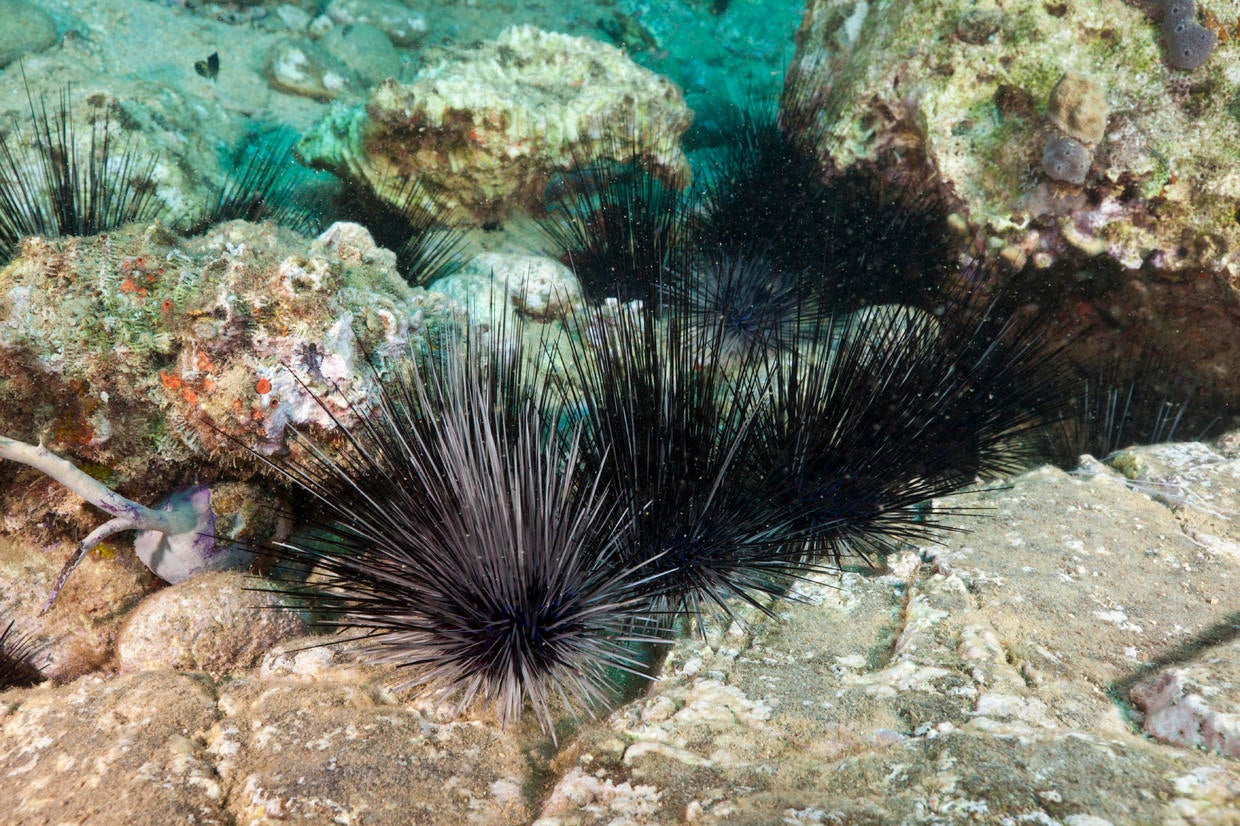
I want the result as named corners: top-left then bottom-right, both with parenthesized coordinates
top-left (296, 25), bottom-right (693, 223)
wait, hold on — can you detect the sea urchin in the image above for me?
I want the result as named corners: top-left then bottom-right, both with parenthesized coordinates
top-left (262, 327), bottom-right (660, 732)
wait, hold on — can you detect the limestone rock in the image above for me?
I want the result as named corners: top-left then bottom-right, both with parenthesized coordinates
top-left (273, 4), bottom-right (312, 32)
top-left (0, 672), bottom-right (225, 823)
top-left (0, 669), bottom-right (534, 824)
top-left (537, 450), bottom-right (1240, 823)
top-left (462, 252), bottom-right (581, 321)
top-left (296, 25), bottom-right (692, 223)
top-left (0, 532), bottom-right (153, 683)
top-left (116, 572), bottom-right (308, 677)
top-left (1132, 660), bottom-right (1240, 759)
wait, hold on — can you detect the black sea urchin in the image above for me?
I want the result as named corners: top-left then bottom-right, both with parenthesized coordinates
top-left (663, 249), bottom-right (812, 364)
top-left (185, 132), bottom-right (323, 237)
top-left (331, 174), bottom-right (466, 288)
top-left (540, 149), bottom-right (692, 306)
top-left (1039, 347), bottom-right (1211, 469)
top-left (0, 79), bottom-right (162, 263)
top-left (0, 620), bottom-right (43, 690)
top-left (695, 94), bottom-right (955, 314)
top-left (557, 287), bottom-right (808, 626)
top-left (748, 274), bottom-right (1076, 568)
top-left (264, 327), bottom-right (658, 731)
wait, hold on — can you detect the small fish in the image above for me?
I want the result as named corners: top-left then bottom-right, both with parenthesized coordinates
top-left (195, 52), bottom-right (220, 81)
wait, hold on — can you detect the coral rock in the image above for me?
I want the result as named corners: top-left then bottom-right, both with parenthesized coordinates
top-left (296, 25), bottom-right (692, 223)
top-left (465, 252), bottom-right (581, 321)
top-left (786, 0), bottom-right (1240, 276)
top-left (319, 22), bottom-right (401, 85)
top-left (0, 221), bottom-right (449, 537)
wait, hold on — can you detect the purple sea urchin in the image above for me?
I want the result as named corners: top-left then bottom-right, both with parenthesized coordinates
top-left (262, 327), bottom-right (660, 731)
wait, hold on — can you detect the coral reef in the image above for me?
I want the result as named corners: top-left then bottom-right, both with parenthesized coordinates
top-left (296, 25), bottom-right (693, 223)
top-left (787, 0), bottom-right (1240, 274)
top-left (0, 0), bottom-right (1236, 819)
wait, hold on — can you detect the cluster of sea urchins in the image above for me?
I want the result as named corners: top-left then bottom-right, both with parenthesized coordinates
top-left (259, 102), bottom-right (1081, 735)
top-left (0, 75), bottom-right (1217, 730)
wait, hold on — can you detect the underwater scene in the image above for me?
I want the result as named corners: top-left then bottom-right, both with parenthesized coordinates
top-left (0, 0), bottom-right (1239, 822)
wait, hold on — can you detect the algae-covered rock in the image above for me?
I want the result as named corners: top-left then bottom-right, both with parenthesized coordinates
top-left (787, 0), bottom-right (1240, 276)
top-left (0, 221), bottom-right (453, 534)
top-left (296, 25), bottom-right (693, 223)
top-left (786, 0), bottom-right (1240, 404)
